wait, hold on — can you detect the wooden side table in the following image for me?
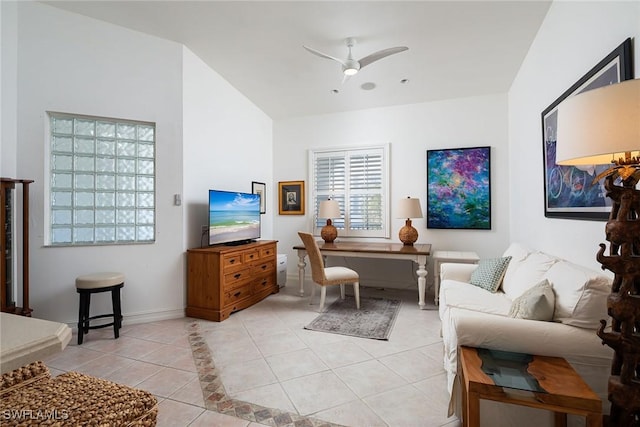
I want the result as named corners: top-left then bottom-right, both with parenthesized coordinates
top-left (433, 250), bottom-right (479, 305)
top-left (459, 346), bottom-right (602, 427)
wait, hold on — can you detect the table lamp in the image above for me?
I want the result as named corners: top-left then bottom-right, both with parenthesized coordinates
top-left (397, 197), bottom-right (423, 246)
top-left (318, 199), bottom-right (340, 243)
top-left (556, 77), bottom-right (640, 426)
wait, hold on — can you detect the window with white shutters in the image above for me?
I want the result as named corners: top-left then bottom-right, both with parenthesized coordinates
top-left (310, 144), bottom-right (389, 238)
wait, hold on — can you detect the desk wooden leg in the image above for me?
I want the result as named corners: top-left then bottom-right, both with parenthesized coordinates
top-left (553, 412), bottom-right (567, 427)
top-left (416, 257), bottom-right (427, 309)
top-left (297, 251), bottom-right (306, 297)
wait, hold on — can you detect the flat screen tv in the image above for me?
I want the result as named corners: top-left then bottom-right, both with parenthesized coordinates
top-left (209, 189), bottom-right (261, 246)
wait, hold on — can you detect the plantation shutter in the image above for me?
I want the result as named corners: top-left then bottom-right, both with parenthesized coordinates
top-left (311, 145), bottom-right (389, 238)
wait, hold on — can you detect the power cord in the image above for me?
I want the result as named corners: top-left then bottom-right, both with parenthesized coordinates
top-left (200, 226), bottom-right (209, 248)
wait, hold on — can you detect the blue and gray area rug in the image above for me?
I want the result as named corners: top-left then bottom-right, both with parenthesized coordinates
top-left (304, 296), bottom-right (402, 340)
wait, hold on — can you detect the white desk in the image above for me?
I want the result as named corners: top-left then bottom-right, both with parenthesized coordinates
top-left (433, 250), bottom-right (479, 305)
top-left (293, 241), bottom-right (432, 309)
top-left (0, 313), bottom-right (72, 373)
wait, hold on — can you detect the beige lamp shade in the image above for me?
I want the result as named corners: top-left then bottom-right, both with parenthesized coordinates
top-left (319, 200), bottom-right (340, 243)
top-left (318, 200), bottom-right (340, 219)
top-left (397, 197), bottom-right (422, 246)
top-left (556, 78), bottom-right (640, 166)
top-left (397, 197), bottom-right (423, 219)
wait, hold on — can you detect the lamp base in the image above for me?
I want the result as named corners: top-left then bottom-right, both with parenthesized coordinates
top-left (321, 220), bottom-right (337, 243)
top-left (399, 219), bottom-right (418, 246)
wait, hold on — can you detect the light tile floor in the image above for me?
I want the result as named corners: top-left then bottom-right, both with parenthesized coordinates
top-left (43, 285), bottom-right (460, 427)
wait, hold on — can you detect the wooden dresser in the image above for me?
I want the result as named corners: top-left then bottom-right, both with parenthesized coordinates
top-left (186, 240), bottom-right (278, 321)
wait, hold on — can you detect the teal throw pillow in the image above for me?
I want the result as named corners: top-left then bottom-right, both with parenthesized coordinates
top-left (469, 256), bottom-right (512, 293)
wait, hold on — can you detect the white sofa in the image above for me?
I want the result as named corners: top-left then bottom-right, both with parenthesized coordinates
top-left (438, 243), bottom-right (613, 427)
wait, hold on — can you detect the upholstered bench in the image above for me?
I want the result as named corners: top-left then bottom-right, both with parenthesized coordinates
top-left (0, 361), bottom-right (157, 426)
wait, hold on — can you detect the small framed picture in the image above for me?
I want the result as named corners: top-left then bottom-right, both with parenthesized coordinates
top-left (252, 181), bottom-right (266, 214)
top-left (278, 181), bottom-right (305, 215)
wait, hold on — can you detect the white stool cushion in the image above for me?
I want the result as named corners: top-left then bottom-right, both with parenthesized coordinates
top-left (76, 272), bottom-right (125, 290)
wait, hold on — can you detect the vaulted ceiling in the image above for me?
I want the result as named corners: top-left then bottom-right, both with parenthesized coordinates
top-left (44, 1), bottom-right (552, 120)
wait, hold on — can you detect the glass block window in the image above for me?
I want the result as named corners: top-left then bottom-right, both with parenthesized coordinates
top-left (48, 112), bottom-right (155, 245)
top-left (309, 144), bottom-right (390, 238)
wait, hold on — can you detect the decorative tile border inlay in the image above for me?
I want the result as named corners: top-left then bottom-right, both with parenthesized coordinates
top-left (186, 321), bottom-right (344, 427)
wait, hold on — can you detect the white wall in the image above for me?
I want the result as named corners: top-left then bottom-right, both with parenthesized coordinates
top-left (12, 2), bottom-right (185, 324)
top-left (509, 1), bottom-right (640, 272)
top-left (182, 47), bottom-right (273, 251)
top-left (3, 2), bottom-right (275, 324)
top-left (1, 1), bottom-right (18, 177)
top-left (274, 94), bottom-right (511, 289)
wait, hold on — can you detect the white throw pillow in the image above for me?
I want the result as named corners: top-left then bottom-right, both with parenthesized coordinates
top-left (545, 260), bottom-right (611, 329)
top-left (501, 251), bottom-right (558, 300)
top-left (508, 279), bottom-right (555, 321)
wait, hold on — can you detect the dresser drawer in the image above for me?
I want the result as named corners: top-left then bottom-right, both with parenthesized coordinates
top-left (242, 249), bottom-right (260, 264)
top-left (259, 245), bottom-right (276, 259)
top-left (223, 268), bottom-right (252, 290)
top-left (252, 274), bottom-right (276, 294)
top-left (222, 253), bottom-right (246, 273)
top-left (253, 259), bottom-right (275, 275)
top-left (223, 283), bottom-right (252, 305)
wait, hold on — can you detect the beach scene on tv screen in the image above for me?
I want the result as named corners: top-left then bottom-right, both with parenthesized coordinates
top-left (210, 192), bottom-right (260, 244)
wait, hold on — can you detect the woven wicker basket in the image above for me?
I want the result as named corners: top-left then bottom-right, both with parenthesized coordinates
top-left (1, 361), bottom-right (157, 426)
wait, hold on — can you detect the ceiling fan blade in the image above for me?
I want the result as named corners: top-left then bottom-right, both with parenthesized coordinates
top-left (358, 46), bottom-right (408, 69)
top-left (303, 45), bottom-right (347, 66)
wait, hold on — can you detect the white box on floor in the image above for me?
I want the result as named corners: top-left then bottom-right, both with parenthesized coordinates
top-left (277, 254), bottom-right (287, 287)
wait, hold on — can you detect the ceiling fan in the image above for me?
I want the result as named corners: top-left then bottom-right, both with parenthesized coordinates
top-left (303, 37), bottom-right (408, 81)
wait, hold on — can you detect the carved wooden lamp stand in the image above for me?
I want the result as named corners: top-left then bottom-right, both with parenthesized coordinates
top-left (557, 78), bottom-right (640, 426)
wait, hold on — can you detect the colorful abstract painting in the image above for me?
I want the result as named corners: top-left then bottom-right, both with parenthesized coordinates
top-left (427, 146), bottom-right (491, 229)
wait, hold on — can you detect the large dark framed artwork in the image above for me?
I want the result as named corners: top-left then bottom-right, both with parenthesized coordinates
top-left (427, 146), bottom-right (491, 230)
top-left (542, 38), bottom-right (632, 220)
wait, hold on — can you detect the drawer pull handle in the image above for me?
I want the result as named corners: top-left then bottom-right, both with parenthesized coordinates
top-left (234, 291), bottom-right (241, 297)
top-left (229, 259), bottom-right (235, 264)
top-left (261, 265), bottom-right (267, 270)
top-left (234, 273), bottom-right (241, 279)
top-left (249, 254), bottom-right (254, 259)
top-left (261, 280), bottom-right (267, 286)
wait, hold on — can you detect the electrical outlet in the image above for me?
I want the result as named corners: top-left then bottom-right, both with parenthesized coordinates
top-left (201, 225), bottom-right (209, 235)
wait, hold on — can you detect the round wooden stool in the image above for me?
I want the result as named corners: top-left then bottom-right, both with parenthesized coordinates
top-left (76, 272), bottom-right (124, 345)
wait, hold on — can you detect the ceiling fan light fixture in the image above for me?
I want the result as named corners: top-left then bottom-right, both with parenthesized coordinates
top-left (343, 67), bottom-right (359, 76)
top-left (342, 59), bottom-right (360, 76)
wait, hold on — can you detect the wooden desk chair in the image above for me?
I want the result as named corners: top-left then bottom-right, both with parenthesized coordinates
top-left (297, 232), bottom-right (360, 312)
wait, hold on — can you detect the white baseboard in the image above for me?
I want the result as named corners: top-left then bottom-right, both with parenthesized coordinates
top-left (63, 308), bottom-right (185, 330)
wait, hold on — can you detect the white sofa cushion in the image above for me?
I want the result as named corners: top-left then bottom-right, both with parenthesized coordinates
top-left (501, 243), bottom-right (531, 292)
top-left (440, 280), bottom-right (512, 316)
top-left (501, 251), bottom-right (558, 300)
top-left (507, 279), bottom-right (555, 321)
top-left (544, 260), bottom-right (611, 329)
